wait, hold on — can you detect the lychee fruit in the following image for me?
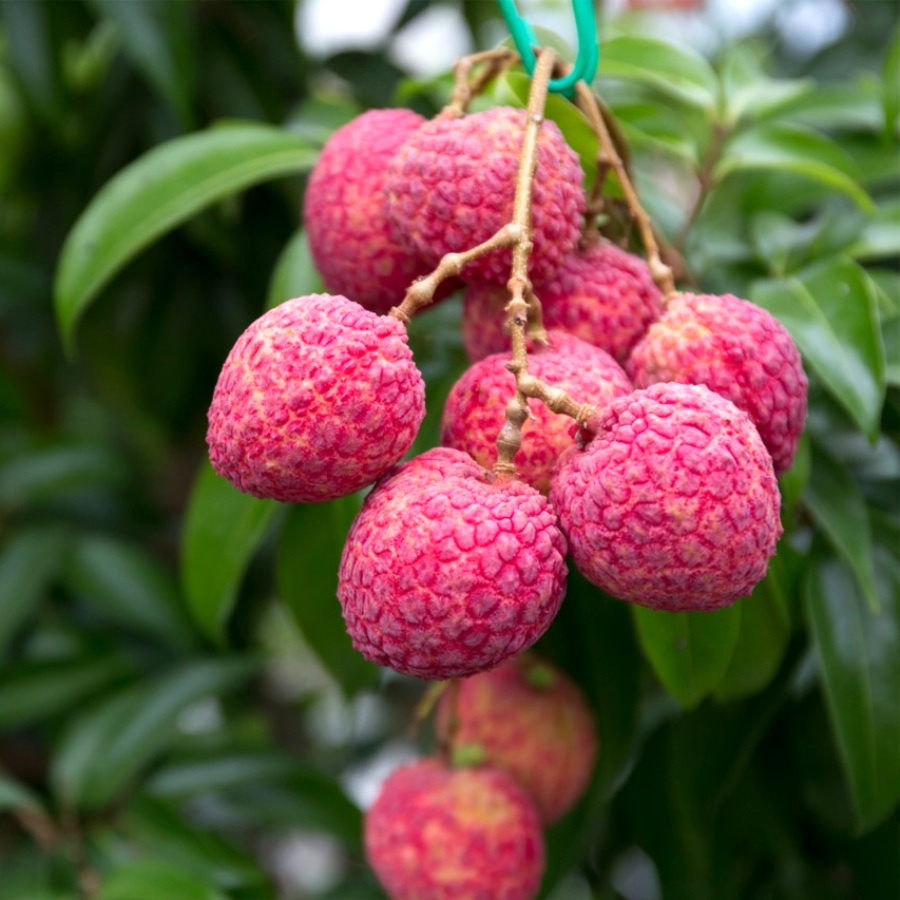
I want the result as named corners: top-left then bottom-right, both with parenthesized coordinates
top-left (385, 107), bottom-right (585, 287)
top-left (549, 382), bottom-right (782, 612)
top-left (337, 447), bottom-right (567, 679)
top-left (207, 294), bottom-right (425, 503)
top-left (626, 292), bottom-right (807, 473)
top-left (303, 109), bottom-right (431, 314)
top-left (365, 758), bottom-right (544, 900)
top-left (436, 654), bottom-right (598, 824)
top-left (462, 241), bottom-right (664, 363)
top-left (441, 331), bottom-right (632, 493)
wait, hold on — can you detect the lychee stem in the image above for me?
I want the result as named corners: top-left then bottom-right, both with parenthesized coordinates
top-left (447, 48), bottom-right (518, 116)
top-left (574, 81), bottom-right (676, 298)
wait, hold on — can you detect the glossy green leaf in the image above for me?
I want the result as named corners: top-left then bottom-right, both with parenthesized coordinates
top-left (266, 228), bottom-right (323, 311)
top-left (715, 124), bottom-right (873, 212)
top-left (277, 498), bottom-right (379, 696)
top-left (147, 750), bottom-right (298, 799)
top-left (181, 461), bottom-right (278, 643)
top-left (849, 199), bottom-right (900, 263)
top-left (86, 0), bottom-right (194, 128)
top-left (805, 533), bottom-right (900, 832)
top-left (0, 527), bottom-right (68, 655)
top-left (98, 860), bottom-right (227, 900)
top-left (713, 553), bottom-right (793, 702)
top-left (599, 36), bottom-right (719, 112)
top-left (884, 29), bottom-right (900, 137)
top-left (52, 657), bottom-right (255, 809)
top-left (0, 656), bottom-right (129, 730)
top-left (63, 533), bottom-right (194, 648)
top-left (492, 71), bottom-right (599, 190)
top-left (804, 444), bottom-right (879, 613)
top-left (751, 257), bottom-right (886, 441)
top-left (632, 603), bottom-right (741, 708)
top-left (54, 122), bottom-right (318, 349)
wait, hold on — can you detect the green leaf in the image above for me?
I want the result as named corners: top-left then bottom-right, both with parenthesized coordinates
top-left (632, 603), bottom-right (741, 708)
top-left (277, 498), bottom-right (379, 696)
top-left (805, 534), bottom-right (900, 832)
top-left (0, 773), bottom-right (45, 814)
top-left (63, 534), bottom-right (194, 648)
top-left (751, 257), bottom-right (886, 441)
top-left (804, 444), bottom-right (879, 613)
top-left (0, 527), bottom-right (68, 655)
top-left (52, 657), bottom-right (255, 810)
top-left (85, 0), bottom-right (194, 128)
top-left (265, 228), bottom-right (323, 312)
top-left (713, 553), bottom-right (794, 702)
top-left (715, 123), bottom-right (873, 212)
top-left (492, 71), bottom-right (599, 191)
top-left (181, 461), bottom-right (278, 643)
top-left (98, 860), bottom-right (228, 900)
top-left (146, 750), bottom-right (298, 799)
top-left (0, 656), bottom-right (129, 730)
top-left (883, 29), bottom-right (900, 137)
top-left (721, 46), bottom-right (812, 125)
top-left (849, 199), bottom-right (900, 263)
top-left (54, 122), bottom-right (318, 349)
top-left (598, 36), bottom-right (719, 113)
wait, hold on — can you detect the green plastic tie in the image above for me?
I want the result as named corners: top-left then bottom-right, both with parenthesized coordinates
top-left (497, 0), bottom-right (600, 98)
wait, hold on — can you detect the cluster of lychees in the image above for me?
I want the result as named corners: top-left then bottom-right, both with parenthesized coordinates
top-left (205, 57), bottom-right (807, 898)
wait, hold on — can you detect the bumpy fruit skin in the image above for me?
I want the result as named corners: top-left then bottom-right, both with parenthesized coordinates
top-left (365, 758), bottom-right (544, 900)
top-left (303, 110), bottom-right (430, 314)
top-left (627, 293), bottom-right (807, 473)
top-left (441, 331), bottom-right (632, 493)
top-left (436, 655), bottom-right (598, 824)
top-left (463, 241), bottom-right (663, 363)
top-left (207, 294), bottom-right (425, 503)
top-left (386, 107), bottom-right (585, 287)
top-left (550, 383), bottom-right (782, 611)
top-left (337, 447), bottom-right (567, 679)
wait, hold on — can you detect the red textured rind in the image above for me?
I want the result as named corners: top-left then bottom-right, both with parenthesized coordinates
top-left (441, 332), bottom-right (632, 493)
top-left (337, 447), bottom-right (568, 679)
top-left (207, 294), bottom-right (425, 503)
top-left (303, 110), bottom-right (431, 314)
top-left (463, 242), bottom-right (663, 363)
top-left (385, 107), bottom-right (585, 287)
top-left (627, 293), bottom-right (808, 473)
top-left (365, 758), bottom-right (545, 900)
top-left (550, 383), bottom-right (782, 611)
top-left (436, 656), bottom-right (598, 824)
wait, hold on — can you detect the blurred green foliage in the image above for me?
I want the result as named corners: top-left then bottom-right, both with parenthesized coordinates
top-left (0, 1), bottom-right (898, 898)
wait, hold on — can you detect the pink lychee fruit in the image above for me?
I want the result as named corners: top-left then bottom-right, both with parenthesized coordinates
top-left (549, 382), bottom-right (782, 612)
top-left (365, 758), bottom-right (545, 900)
top-left (337, 447), bottom-right (567, 679)
top-left (207, 294), bottom-right (425, 503)
top-left (436, 654), bottom-right (598, 824)
top-left (441, 331), bottom-right (632, 493)
top-left (462, 241), bottom-right (664, 363)
top-left (626, 292), bottom-right (808, 474)
top-left (303, 109), bottom-right (432, 314)
top-left (385, 107), bottom-right (585, 287)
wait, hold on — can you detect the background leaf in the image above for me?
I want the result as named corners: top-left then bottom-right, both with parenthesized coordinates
top-left (265, 228), bottom-right (324, 311)
top-left (97, 860), bottom-right (228, 900)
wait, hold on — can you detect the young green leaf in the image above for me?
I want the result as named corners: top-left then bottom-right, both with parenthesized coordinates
top-left (266, 228), bottom-right (324, 311)
top-left (181, 461), bottom-right (279, 644)
top-left (54, 123), bottom-right (318, 350)
top-left (98, 860), bottom-right (228, 900)
top-left (751, 257), bottom-right (886, 441)
top-left (883, 29), bottom-right (900, 138)
top-left (632, 603), bottom-right (741, 708)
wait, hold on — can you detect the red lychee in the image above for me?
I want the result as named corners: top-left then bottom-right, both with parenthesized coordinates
top-left (337, 447), bottom-right (567, 679)
top-left (385, 107), bottom-right (585, 287)
top-left (627, 292), bottom-right (807, 473)
top-left (303, 109), bottom-right (431, 314)
top-left (441, 331), bottom-right (632, 493)
top-left (462, 241), bottom-right (664, 363)
top-left (365, 758), bottom-right (544, 900)
top-left (549, 382), bottom-right (782, 611)
top-left (436, 655), bottom-right (598, 824)
top-left (207, 294), bottom-right (425, 503)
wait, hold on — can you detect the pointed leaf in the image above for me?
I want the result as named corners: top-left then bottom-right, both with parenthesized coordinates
top-left (181, 461), bottom-right (278, 643)
top-left (277, 497), bottom-right (379, 696)
top-left (805, 531), bottom-right (900, 831)
top-left (751, 257), bottom-right (886, 441)
top-left (266, 228), bottom-right (323, 311)
top-left (54, 123), bottom-right (318, 348)
top-left (98, 861), bottom-right (228, 900)
top-left (632, 603), bottom-right (741, 708)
